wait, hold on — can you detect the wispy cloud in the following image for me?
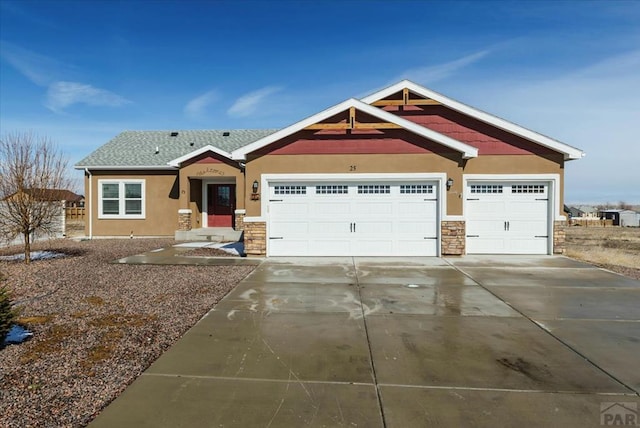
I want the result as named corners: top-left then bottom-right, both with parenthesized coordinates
top-left (395, 50), bottom-right (490, 84)
top-left (227, 86), bottom-right (282, 118)
top-left (0, 40), bottom-right (64, 86)
top-left (45, 81), bottom-right (131, 112)
top-left (0, 41), bottom-right (131, 113)
top-left (184, 89), bottom-right (218, 120)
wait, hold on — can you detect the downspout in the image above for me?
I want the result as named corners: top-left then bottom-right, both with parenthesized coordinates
top-left (85, 168), bottom-right (93, 239)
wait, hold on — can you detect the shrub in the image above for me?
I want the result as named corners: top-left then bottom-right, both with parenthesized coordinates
top-left (0, 272), bottom-right (18, 343)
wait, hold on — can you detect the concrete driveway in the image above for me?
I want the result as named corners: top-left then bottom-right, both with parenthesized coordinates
top-left (90, 256), bottom-right (640, 427)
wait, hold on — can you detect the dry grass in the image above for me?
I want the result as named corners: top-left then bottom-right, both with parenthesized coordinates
top-left (565, 226), bottom-right (640, 279)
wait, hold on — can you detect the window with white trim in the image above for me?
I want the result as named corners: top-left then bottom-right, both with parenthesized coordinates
top-left (511, 184), bottom-right (545, 194)
top-left (273, 185), bottom-right (306, 195)
top-left (400, 184), bottom-right (433, 194)
top-left (316, 185), bottom-right (348, 194)
top-left (358, 185), bottom-right (390, 194)
top-left (470, 184), bottom-right (503, 194)
top-left (98, 180), bottom-right (145, 219)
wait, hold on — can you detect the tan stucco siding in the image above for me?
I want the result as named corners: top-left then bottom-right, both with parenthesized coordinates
top-left (244, 153), bottom-right (464, 216)
top-left (86, 170), bottom-right (179, 236)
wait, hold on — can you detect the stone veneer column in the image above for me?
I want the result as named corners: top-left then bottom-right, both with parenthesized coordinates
top-left (553, 220), bottom-right (566, 254)
top-left (441, 221), bottom-right (465, 256)
top-left (244, 221), bottom-right (266, 256)
top-left (234, 210), bottom-right (246, 232)
top-left (178, 209), bottom-right (192, 231)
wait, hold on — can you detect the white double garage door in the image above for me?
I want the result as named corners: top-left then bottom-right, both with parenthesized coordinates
top-left (266, 176), bottom-right (552, 256)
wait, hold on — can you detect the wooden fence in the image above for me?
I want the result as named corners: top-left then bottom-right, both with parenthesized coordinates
top-left (65, 207), bottom-right (85, 220)
top-left (568, 218), bottom-right (613, 227)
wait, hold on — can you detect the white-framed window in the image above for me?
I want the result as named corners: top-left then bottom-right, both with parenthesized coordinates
top-left (316, 185), bottom-right (348, 194)
top-left (358, 184), bottom-right (390, 194)
top-left (511, 184), bottom-right (545, 194)
top-left (470, 184), bottom-right (503, 194)
top-left (273, 185), bottom-right (306, 195)
top-left (400, 184), bottom-right (434, 194)
top-left (98, 179), bottom-right (145, 219)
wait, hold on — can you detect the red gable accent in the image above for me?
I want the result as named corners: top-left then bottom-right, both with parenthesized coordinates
top-left (384, 105), bottom-right (555, 156)
top-left (258, 129), bottom-right (461, 156)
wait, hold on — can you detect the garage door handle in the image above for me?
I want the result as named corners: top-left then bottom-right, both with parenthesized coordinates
top-left (535, 235), bottom-right (548, 238)
top-left (423, 237), bottom-right (437, 240)
top-left (535, 198), bottom-right (548, 201)
top-left (269, 199), bottom-right (283, 202)
top-left (504, 221), bottom-right (510, 231)
top-left (269, 237), bottom-right (283, 240)
top-left (350, 223), bottom-right (353, 232)
top-left (467, 198), bottom-right (480, 201)
top-left (353, 223), bottom-right (356, 233)
top-left (467, 235), bottom-right (479, 238)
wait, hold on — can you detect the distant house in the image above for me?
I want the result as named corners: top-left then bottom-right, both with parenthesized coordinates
top-left (599, 209), bottom-right (640, 227)
top-left (574, 205), bottom-right (598, 217)
top-left (23, 188), bottom-right (84, 208)
top-left (566, 206), bottom-right (584, 218)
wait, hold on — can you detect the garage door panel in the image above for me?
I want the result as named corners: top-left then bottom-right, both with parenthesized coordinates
top-left (309, 239), bottom-right (352, 256)
top-left (268, 180), bottom-right (439, 256)
top-left (466, 182), bottom-right (549, 255)
top-left (396, 239), bottom-right (438, 256)
top-left (352, 239), bottom-right (394, 255)
top-left (397, 220), bottom-right (437, 235)
top-left (398, 201), bottom-right (436, 217)
top-left (508, 237), bottom-right (548, 254)
top-left (270, 202), bottom-right (308, 217)
top-left (353, 201), bottom-right (393, 217)
top-left (269, 239), bottom-right (309, 257)
top-left (356, 221), bottom-right (394, 234)
top-left (270, 221), bottom-right (309, 235)
top-left (308, 221), bottom-right (349, 234)
top-left (310, 202), bottom-right (351, 215)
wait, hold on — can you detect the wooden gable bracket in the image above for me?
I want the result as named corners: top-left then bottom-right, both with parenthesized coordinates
top-left (304, 107), bottom-right (403, 130)
top-left (370, 88), bottom-right (442, 107)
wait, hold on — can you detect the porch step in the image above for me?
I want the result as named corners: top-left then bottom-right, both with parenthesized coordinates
top-left (175, 228), bottom-right (242, 243)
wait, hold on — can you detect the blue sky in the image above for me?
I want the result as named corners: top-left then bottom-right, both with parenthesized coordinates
top-left (1, 0), bottom-right (638, 204)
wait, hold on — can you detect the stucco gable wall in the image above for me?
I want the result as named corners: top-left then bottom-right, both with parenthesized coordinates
top-left (85, 170), bottom-right (179, 236)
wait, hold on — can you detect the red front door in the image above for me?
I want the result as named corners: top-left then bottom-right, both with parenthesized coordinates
top-left (207, 184), bottom-right (235, 227)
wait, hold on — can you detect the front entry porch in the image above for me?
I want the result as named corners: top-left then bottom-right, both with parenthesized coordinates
top-left (175, 227), bottom-right (242, 242)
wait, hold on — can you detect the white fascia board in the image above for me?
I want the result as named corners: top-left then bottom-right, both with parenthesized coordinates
top-left (362, 80), bottom-right (585, 161)
top-left (74, 165), bottom-right (175, 170)
top-left (167, 145), bottom-right (233, 167)
top-left (231, 98), bottom-right (477, 160)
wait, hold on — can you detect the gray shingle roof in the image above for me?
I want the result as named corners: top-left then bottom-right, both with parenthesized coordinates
top-left (75, 129), bottom-right (278, 168)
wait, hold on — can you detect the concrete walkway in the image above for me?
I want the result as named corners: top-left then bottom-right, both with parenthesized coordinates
top-left (90, 256), bottom-right (640, 427)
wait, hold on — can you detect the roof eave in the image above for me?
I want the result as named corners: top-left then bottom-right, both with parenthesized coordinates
top-left (167, 145), bottom-right (234, 168)
top-left (75, 165), bottom-right (177, 171)
top-left (231, 98), bottom-right (477, 160)
top-left (362, 80), bottom-right (584, 160)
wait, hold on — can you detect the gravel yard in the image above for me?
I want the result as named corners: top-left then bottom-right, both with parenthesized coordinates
top-left (0, 238), bottom-right (255, 427)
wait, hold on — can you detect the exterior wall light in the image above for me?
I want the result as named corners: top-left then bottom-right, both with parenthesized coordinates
top-left (251, 180), bottom-right (260, 200)
top-left (446, 178), bottom-right (454, 190)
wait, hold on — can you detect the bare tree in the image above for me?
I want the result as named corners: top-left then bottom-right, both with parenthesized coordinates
top-left (0, 132), bottom-right (71, 263)
top-left (618, 201), bottom-right (631, 210)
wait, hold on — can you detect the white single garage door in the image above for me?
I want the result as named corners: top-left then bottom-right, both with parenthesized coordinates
top-left (466, 183), bottom-right (550, 254)
top-left (268, 181), bottom-right (438, 256)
